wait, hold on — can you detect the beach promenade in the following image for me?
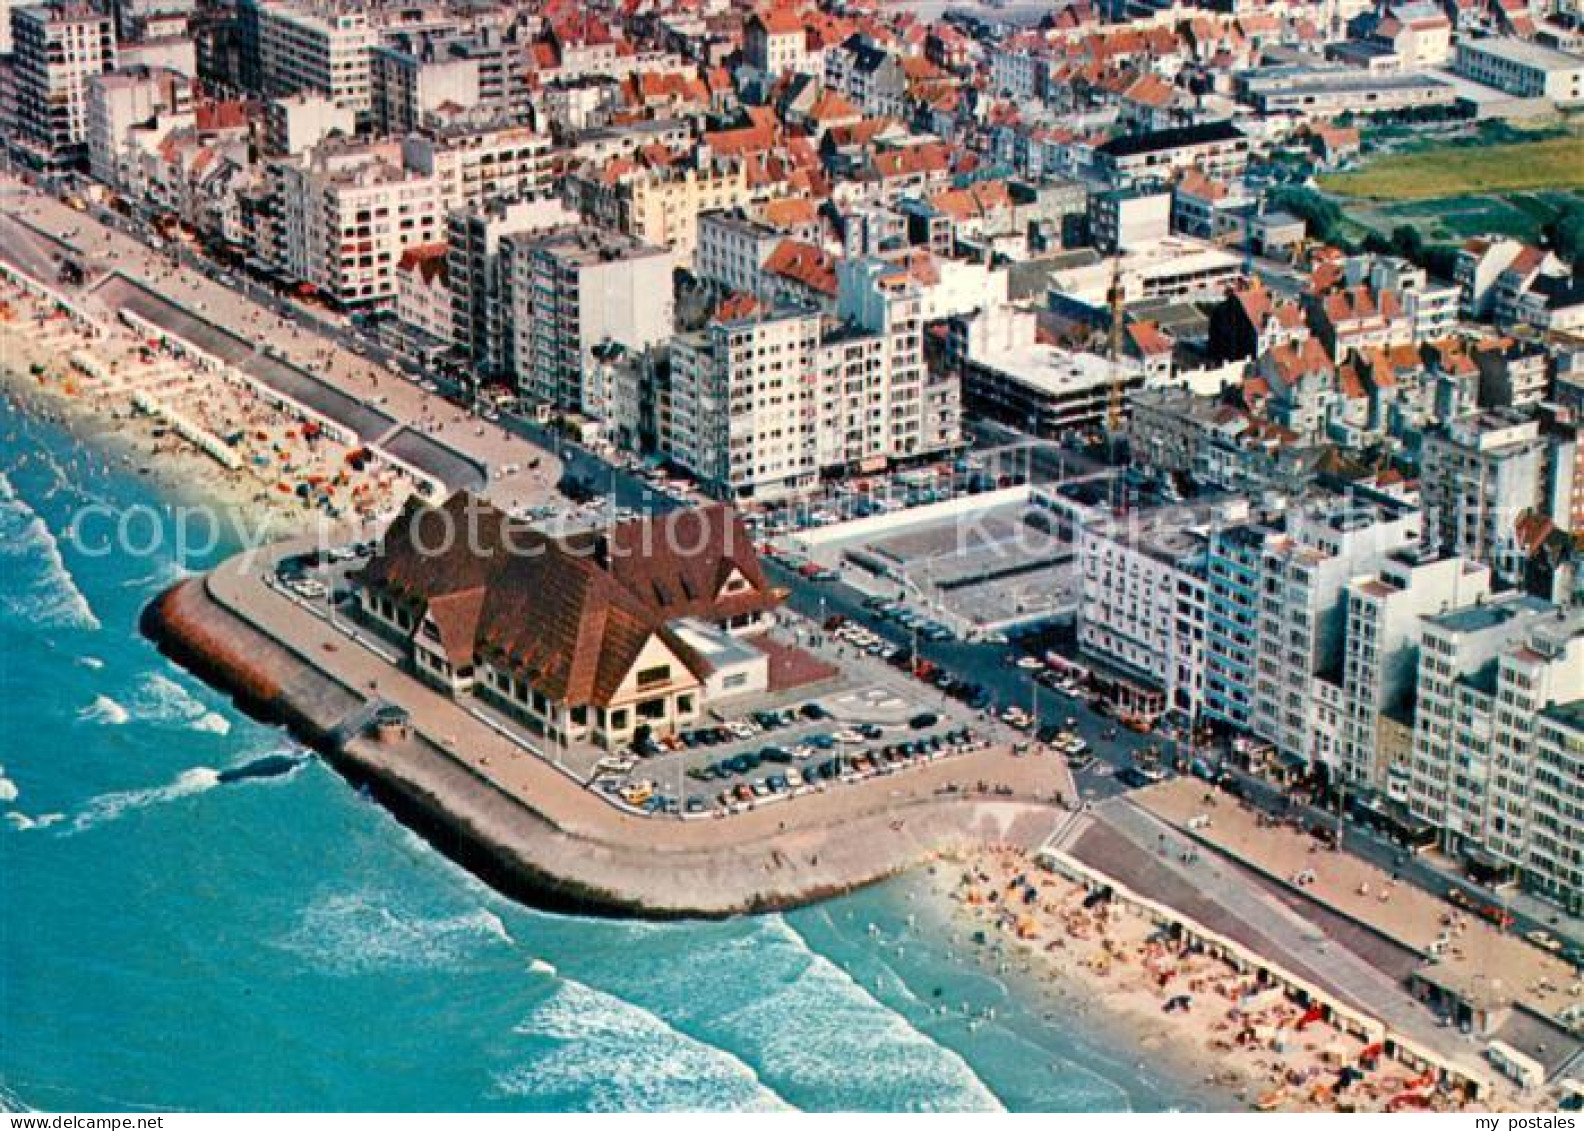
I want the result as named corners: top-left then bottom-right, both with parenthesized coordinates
top-left (0, 178), bottom-right (561, 516)
top-left (146, 536), bottom-right (1075, 915)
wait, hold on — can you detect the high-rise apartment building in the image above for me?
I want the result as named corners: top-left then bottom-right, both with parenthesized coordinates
top-left (11, 1), bottom-right (117, 165)
top-left (505, 226), bottom-right (673, 418)
top-left (1409, 600), bottom-right (1584, 911)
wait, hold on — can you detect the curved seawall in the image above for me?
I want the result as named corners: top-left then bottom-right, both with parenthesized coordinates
top-left (143, 575), bottom-right (1063, 918)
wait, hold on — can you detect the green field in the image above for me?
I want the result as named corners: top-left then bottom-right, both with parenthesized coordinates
top-left (1321, 135), bottom-right (1584, 200)
top-left (1338, 189), bottom-right (1584, 247)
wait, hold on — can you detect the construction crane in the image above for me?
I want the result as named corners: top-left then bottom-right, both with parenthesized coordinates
top-left (1105, 255), bottom-right (1126, 436)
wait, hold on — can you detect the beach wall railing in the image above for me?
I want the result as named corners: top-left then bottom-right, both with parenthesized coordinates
top-left (1036, 846), bottom-right (1495, 1099)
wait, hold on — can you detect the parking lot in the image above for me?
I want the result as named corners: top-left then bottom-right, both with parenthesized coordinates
top-left (595, 698), bottom-right (997, 817)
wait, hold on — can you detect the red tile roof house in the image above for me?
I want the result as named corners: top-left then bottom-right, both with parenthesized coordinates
top-left (355, 492), bottom-right (786, 751)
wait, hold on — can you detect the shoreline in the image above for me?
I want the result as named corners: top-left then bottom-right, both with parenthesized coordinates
top-left (0, 272), bottom-right (1525, 1113)
top-left (140, 562), bottom-right (1071, 917)
top-left (936, 845), bottom-right (1520, 1114)
top-left (0, 320), bottom-right (315, 544)
top-left (901, 862), bottom-right (1244, 1112)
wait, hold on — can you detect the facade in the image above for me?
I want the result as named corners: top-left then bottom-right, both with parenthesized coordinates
top-left (569, 156), bottom-right (753, 269)
top-left (505, 225), bottom-right (673, 418)
top-left (371, 39), bottom-right (480, 138)
top-left (1243, 72), bottom-right (1456, 117)
top-left (1329, 552), bottom-right (1493, 789)
top-left (262, 91), bottom-right (355, 157)
top-left (1204, 495), bottom-right (1420, 765)
top-left (666, 259), bottom-right (959, 501)
top-left (11, 1), bottom-right (118, 165)
top-left (1093, 121), bottom-right (1249, 187)
top-left (1420, 410), bottom-right (1553, 587)
top-left (1454, 36), bottom-right (1584, 104)
top-left (667, 309), bottom-right (823, 501)
top-left (1077, 505), bottom-right (1227, 722)
top-left (401, 120), bottom-right (553, 213)
top-left (1089, 187), bottom-right (1170, 254)
top-left (264, 140), bottom-right (443, 308)
top-left (393, 242), bottom-right (452, 353)
top-left (86, 64), bottom-right (191, 191)
top-left (744, 9), bottom-right (811, 77)
top-left (240, 0), bottom-right (375, 114)
top-left (446, 196), bottom-right (579, 382)
top-left (949, 301), bottom-right (1145, 437)
top-left (1409, 599), bottom-right (1584, 911)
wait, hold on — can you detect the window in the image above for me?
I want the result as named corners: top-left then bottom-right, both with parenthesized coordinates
top-left (636, 664), bottom-right (671, 689)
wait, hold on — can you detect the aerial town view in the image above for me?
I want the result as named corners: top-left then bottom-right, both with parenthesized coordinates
top-left (1, 0), bottom-right (1583, 1116)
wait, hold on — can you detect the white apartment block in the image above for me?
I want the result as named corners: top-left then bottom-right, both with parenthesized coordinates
top-left (668, 310), bottom-right (824, 501)
top-left (447, 196), bottom-right (579, 380)
top-left (401, 122), bottom-right (552, 213)
top-left (266, 140), bottom-right (443, 308)
top-left (505, 226), bottom-right (673, 418)
top-left (244, 0), bottom-right (375, 114)
top-left (263, 91), bottom-right (355, 156)
top-left (11, 1), bottom-right (117, 164)
top-left (1205, 495), bottom-right (1421, 765)
top-left (1327, 552), bottom-right (1493, 790)
top-left (665, 259), bottom-right (958, 501)
top-left (1077, 506), bottom-right (1231, 722)
top-left (1409, 599), bottom-right (1584, 911)
top-left (1420, 409), bottom-right (1552, 587)
top-left (695, 211), bottom-right (784, 298)
top-left (86, 64), bottom-right (191, 192)
top-left (371, 41), bottom-right (479, 137)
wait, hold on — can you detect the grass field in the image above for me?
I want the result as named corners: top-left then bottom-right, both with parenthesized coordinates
top-left (1339, 189), bottom-right (1584, 247)
top-left (1321, 136), bottom-right (1584, 200)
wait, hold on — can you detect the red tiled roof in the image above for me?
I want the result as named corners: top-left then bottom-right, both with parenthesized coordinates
top-left (365, 496), bottom-right (783, 708)
top-left (763, 238), bottom-right (838, 295)
top-left (397, 243), bottom-right (449, 285)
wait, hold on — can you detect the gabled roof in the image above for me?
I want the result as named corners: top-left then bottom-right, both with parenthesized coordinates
top-left (763, 238), bottom-right (838, 295)
top-left (397, 243), bottom-right (449, 285)
top-left (366, 495), bottom-right (782, 707)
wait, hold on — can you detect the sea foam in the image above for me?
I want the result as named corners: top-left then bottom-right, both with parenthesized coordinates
top-left (0, 471), bottom-right (101, 631)
top-left (68, 766), bottom-right (222, 833)
top-left (79, 695), bottom-right (130, 726)
top-left (275, 891), bottom-right (517, 976)
top-left (499, 977), bottom-right (790, 1112)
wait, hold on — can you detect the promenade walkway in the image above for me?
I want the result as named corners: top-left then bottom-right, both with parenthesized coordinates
top-left (173, 542), bottom-right (1076, 913)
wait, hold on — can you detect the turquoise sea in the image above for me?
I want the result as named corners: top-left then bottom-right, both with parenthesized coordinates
top-left (0, 392), bottom-right (1216, 1112)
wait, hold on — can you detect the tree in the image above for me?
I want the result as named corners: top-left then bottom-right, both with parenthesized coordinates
top-left (1543, 200), bottom-right (1584, 266)
top-left (1269, 187), bottom-right (1349, 248)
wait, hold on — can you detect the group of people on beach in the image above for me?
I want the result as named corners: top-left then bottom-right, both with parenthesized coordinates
top-left (949, 846), bottom-right (1507, 1114)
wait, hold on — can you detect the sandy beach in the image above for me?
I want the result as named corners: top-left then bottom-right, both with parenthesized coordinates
top-left (934, 845), bottom-right (1525, 1113)
top-left (0, 280), bottom-right (416, 543)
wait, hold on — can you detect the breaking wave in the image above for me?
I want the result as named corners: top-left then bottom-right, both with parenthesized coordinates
top-left (67, 766), bottom-right (222, 833)
top-left (79, 695), bottom-right (130, 726)
top-left (275, 891), bottom-right (516, 976)
top-left (0, 471), bottom-right (100, 631)
top-left (499, 977), bottom-right (790, 1112)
